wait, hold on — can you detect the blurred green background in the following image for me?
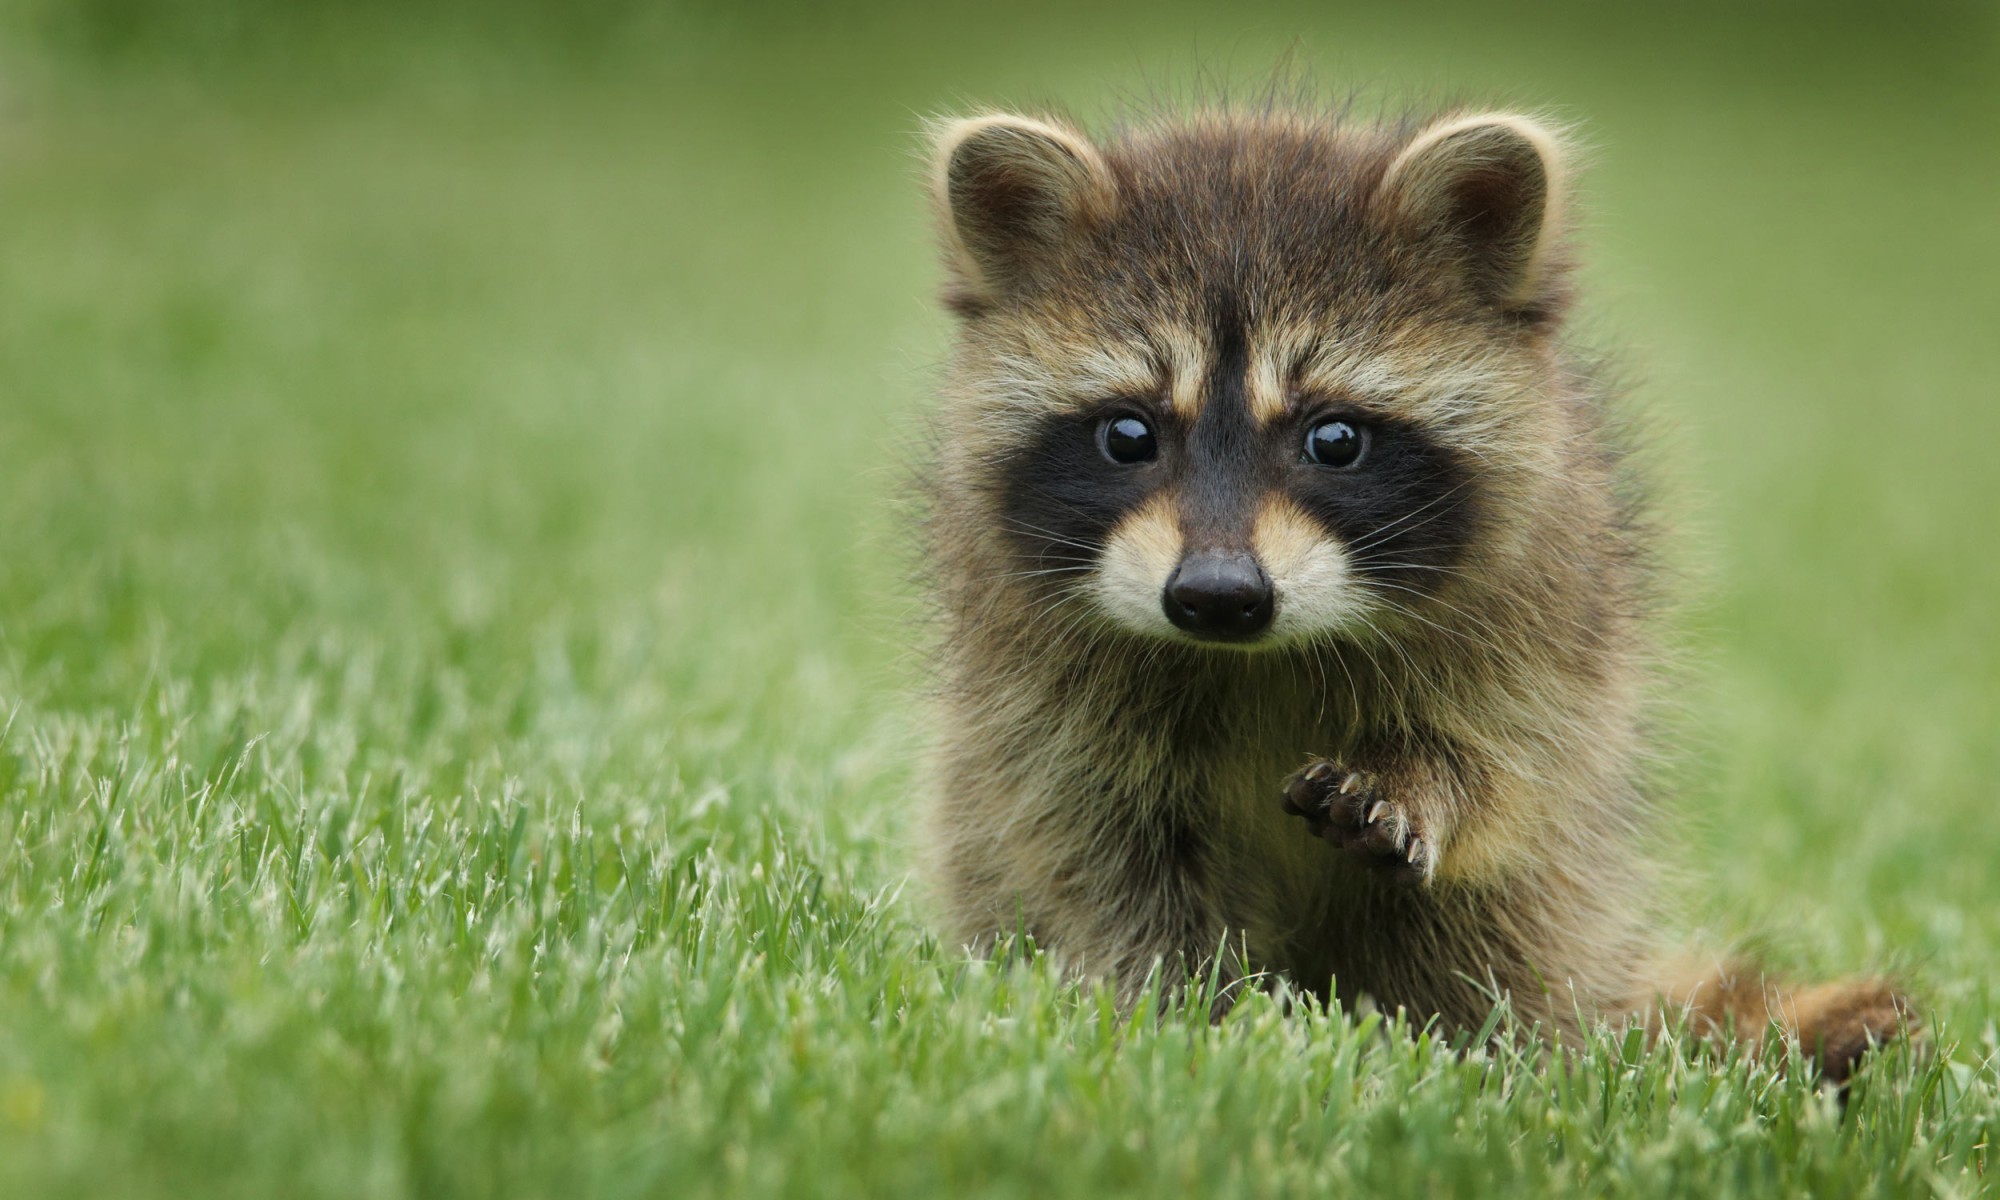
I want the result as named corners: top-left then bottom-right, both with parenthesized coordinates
top-left (0, 2), bottom-right (1994, 1196)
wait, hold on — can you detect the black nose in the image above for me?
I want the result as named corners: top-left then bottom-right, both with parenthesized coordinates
top-left (1163, 552), bottom-right (1274, 640)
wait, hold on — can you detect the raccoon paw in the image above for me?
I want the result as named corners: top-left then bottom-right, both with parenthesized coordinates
top-left (1280, 759), bottom-right (1435, 882)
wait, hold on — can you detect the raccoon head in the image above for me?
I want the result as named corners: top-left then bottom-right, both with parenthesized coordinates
top-left (928, 108), bottom-right (1574, 649)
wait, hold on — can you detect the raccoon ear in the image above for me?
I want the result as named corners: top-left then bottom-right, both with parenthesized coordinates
top-left (1377, 113), bottom-right (1568, 317)
top-left (928, 113), bottom-right (1116, 312)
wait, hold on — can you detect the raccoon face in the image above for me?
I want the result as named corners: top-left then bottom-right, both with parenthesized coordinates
top-left (993, 348), bottom-right (1474, 647)
top-left (930, 109), bottom-right (1569, 648)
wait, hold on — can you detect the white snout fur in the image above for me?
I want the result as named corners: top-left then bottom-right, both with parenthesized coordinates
top-left (1085, 493), bottom-right (1373, 644)
top-left (1086, 495), bottom-right (1184, 637)
top-left (1253, 495), bottom-right (1377, 641)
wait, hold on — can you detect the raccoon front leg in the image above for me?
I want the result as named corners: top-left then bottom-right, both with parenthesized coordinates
top-left (1280, 754), bottom-right (1456, 883)
top-left (934, 788), bottom-right (1246, 1000)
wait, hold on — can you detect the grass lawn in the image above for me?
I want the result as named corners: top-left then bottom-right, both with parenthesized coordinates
top-left (0, 3), bottom-right (1995, 1195)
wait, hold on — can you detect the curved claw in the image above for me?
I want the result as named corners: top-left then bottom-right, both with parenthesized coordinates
top-left (1279, 759), bottom-right (1435, 884)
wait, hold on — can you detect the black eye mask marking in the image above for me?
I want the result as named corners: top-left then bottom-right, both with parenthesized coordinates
top-left (1285, 413), bottom-right (1475, 596)
top-left (999, 402), bottom-right (1172, 584)
top-left (997, 395), bottom-right (1473, 601)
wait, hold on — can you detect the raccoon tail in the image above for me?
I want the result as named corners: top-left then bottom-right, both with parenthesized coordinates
top-left (1644, 952), bottom-right (1919, 1084)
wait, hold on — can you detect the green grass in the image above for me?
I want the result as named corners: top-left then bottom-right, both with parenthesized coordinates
top-left (0, 3), bottom-right (1996, 1196)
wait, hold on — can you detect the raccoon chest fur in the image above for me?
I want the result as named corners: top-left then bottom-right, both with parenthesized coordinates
top-left (926, 620), bottom-right (1560, 1024)
top-left (928, 645), bottom-right (1354, 972)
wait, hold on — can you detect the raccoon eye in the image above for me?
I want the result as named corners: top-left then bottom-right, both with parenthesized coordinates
top-left (1304, 420), bottom-right (1367, 468)
top-left (1098, 414), bottom-right (1157, 465)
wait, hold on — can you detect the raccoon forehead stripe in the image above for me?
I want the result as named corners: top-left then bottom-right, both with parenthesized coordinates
top-left (1246, 325), bottom-right (1322, 424)
top-left (1160, 325), bottom-right (1207, 417)
top-left (1247, 346), bottom-right (1288, 424)
top-left (1167, 320), bottom-right (1319, 425)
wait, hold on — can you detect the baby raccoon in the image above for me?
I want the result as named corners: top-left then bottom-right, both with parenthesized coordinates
top-left (916, 103), bottom-right (1911, 1080)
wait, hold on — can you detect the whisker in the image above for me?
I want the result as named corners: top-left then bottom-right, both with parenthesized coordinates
top-left (1002, 519), bottom-right (1105, 556)
top-left (1352, 578), bottom-right (1510, 648)
top-left (1344, 557), bottom-right (1476, 579)
top-left (1344, 484), bottom-right (1472, 558)
top-left (969, 564), bottom-right (1095, 585)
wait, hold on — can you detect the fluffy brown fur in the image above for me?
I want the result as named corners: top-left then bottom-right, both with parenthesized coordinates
top-left (914, 101), bottom-right (1913, 1083)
